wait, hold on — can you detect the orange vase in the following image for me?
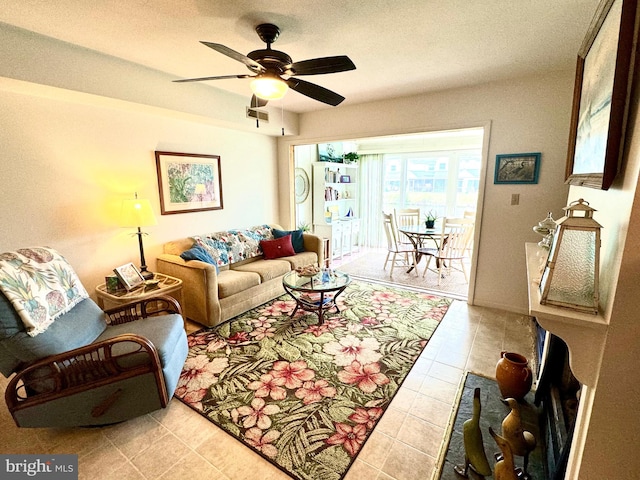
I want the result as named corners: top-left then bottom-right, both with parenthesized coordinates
top-left (495, 351), bottom-right (533, 400)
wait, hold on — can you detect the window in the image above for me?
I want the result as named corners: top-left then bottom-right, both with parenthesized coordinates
top-left (382, 150), bottom-right (481, 218)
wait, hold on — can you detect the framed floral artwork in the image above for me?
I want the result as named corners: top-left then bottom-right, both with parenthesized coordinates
top-left (155, 151), bottom-right (223, 214)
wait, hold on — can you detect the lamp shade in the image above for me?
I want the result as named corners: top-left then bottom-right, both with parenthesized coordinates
top-left (539, 198), bottom-right (601, 314)
top-left (120, 198), bottom-right (157, 228)
top-left (250, 75), bottom-right (289, 100)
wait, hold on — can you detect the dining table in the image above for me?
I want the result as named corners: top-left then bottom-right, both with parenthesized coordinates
top-left (398, 225), bottom-right (445, 273)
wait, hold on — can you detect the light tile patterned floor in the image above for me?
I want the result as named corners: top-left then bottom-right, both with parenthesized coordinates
top-left (0, 302), bottom-right (536, 480)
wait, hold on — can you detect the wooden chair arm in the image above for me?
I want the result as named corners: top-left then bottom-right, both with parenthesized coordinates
top-left (5, 334), bottom-right (168, 415)
top-left (104, 295), bottom-right (182, 325)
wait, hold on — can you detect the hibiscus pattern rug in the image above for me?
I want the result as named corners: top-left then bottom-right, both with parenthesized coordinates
top-left (176, 281), bottom-right (452, 480)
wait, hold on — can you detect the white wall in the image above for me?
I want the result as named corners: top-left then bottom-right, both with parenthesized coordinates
top-left (0, 83), bottom-right (279, 297)
top-left (278, 71), bottom-right (574, 313)
top-left (0, 26), bottom-right (290, 298)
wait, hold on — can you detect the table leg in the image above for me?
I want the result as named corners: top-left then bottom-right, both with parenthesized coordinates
top-left (406, 236), bottom-right (421, 273)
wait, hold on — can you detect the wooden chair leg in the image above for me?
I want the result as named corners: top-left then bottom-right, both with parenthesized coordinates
top-left (422, 256), bottom-right (433, 277)
top-left (389, 252), bottom-right (396, 277)
top-left (383, 251), bottom-right (391, 270)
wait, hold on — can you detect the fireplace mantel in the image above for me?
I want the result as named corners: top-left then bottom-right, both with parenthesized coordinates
top-left (525, 242), bottom-right (607, 387)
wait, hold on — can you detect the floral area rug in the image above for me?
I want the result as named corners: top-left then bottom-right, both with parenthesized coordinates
top-left (176, 280), bottom-right (452, 480)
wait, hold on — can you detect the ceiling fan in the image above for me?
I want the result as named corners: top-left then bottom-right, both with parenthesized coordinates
top-left (174, 23), bottom-right (356, 107)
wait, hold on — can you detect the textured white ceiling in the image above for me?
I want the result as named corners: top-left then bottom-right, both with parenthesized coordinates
top-left (0, 0), bottom-right (600, 113)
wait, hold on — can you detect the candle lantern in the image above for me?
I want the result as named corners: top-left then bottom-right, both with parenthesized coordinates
top-left (539, 198), bottom-right (601, 314)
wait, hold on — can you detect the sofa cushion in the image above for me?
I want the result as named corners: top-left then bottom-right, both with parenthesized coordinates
top-left (232, 259), bottom-right (291, 282)
top-left (260, 236), bottom-right (295, 259)
top-left (272, 228), bottom-right (305, 253)
top-left (279, 251), bottom-right (320, 270)
top-left (217, 270), bottom-right (261, 298)
top-left (180, 245), bottom-right (219, 273)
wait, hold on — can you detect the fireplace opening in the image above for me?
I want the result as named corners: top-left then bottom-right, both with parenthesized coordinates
top-left (534, 324), bottom-right (581, 480)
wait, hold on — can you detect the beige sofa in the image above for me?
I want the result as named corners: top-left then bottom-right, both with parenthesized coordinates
top-left (156, 225), bottom-right (324, 327)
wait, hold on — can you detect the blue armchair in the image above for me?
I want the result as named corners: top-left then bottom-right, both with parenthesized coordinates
top-left (0, 250), bottom-right (188, 428)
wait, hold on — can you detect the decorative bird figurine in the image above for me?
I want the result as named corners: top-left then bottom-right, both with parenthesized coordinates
top-left (501, 397), bottom-right (536, 478)
top-left (454, 388), bottom-right (492, 478)
top-left (489, 426), bottom-right (519, 480)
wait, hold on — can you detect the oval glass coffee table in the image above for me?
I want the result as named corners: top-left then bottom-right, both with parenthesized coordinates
top-left (282, 270), bottom-right (351, 324)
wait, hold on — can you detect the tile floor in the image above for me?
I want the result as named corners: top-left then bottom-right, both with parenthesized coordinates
top-left (0, 301), bottom-right (536, 480)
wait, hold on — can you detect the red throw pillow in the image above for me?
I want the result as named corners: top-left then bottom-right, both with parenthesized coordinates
top-left (260, 235), bottom-right (296, 259)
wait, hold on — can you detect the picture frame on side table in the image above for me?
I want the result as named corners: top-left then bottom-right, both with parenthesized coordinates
top-left (113, 262), bottom-right (145, 291)
top-left (155, 151), bottom-right (223, 214)
top-left (565, 0), bottom-right (638, 190)
top-left (494, 153), bottom-right (541, 184)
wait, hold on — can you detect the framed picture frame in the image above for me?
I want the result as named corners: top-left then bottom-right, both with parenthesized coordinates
top-left (340, 175), bottom-right (351, 183)
top-left (565, 0), bottom-right (638, 190)
top-left (155, 151), bottom-right (223, 214)
top-left (113, 262), bottom-right (145, 291)
top-left (494, 153), bottom-right (541, 184)
top-left (317, 143), bottom-right (344, 162)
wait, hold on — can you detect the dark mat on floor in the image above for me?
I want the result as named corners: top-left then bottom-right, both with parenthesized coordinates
top-left (438, 373), bottom-right (547, 480)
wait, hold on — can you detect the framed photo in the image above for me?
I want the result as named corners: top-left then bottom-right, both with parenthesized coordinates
top-left (494, 153), bottom-right (541, 184)
top-left (113, 263), bottom-right (145, 291)
top-left (340, 175), bottom-right (351, 183)
top-left (155, 151), bottom-right (223, 214)
top-left (317, 143), bottom-right (344, 162)
top-left (565, 0), bottom-right (638, 190)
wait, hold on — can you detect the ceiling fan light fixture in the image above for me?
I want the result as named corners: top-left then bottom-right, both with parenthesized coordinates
top-left (250, 76), bottom-right (288, 100)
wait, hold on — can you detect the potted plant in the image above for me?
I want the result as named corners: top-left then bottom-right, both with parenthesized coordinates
top-left (424, 211), bottom-right (438, 229)
top-left (343, 152), bottom-right (359, 164)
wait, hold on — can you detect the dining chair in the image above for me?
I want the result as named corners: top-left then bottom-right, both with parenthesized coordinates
top-left (382, 212), bottom-right (418, 277)
top-left (394, 208), bottom-right (420, 244)
top-left (421, 217), bottom-right (474, 285)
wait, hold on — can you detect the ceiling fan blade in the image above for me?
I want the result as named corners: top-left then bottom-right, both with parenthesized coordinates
top-left (286, 78), bottom-right (345, 106)
top-left (250, 95), bottom-right (268, 108)
top-left (289, 56), bottom-right (356, 76)
top-left (173, 74), bottom-right (252, 83)
top-left (201, 42), bottom-right (265, 72)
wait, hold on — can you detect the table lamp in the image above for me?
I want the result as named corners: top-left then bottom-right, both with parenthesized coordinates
top-left (120, 193), bottom-right (157, 280)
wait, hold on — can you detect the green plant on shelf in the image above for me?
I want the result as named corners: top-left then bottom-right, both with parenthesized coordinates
top-left (343, 152), bottom-right (359, 164)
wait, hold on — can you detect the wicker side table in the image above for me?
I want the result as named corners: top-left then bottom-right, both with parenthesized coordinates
top-left (95, 273), bottom-right (184, 311)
